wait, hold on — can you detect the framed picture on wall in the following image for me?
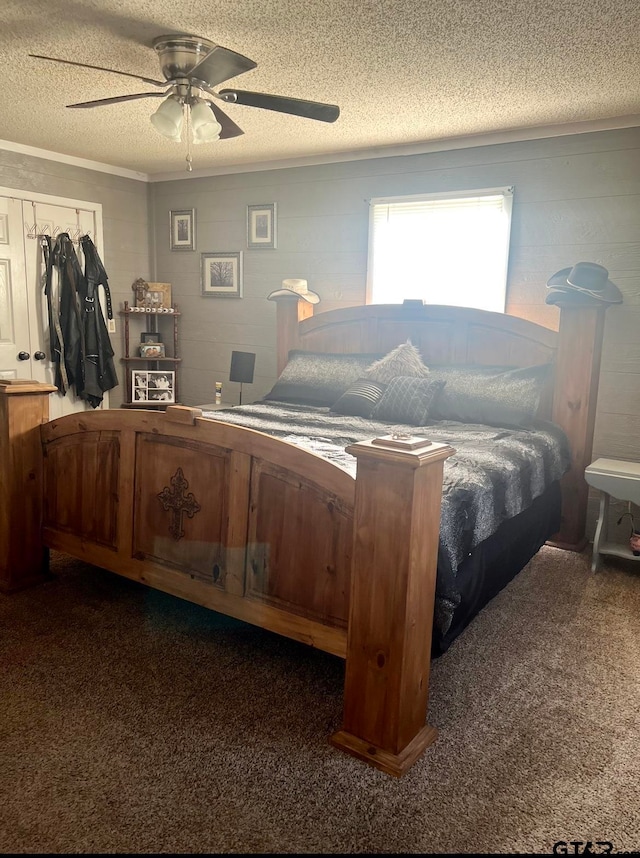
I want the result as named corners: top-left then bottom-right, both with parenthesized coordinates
top-left (201, 251), bottom-right (243, 298)
top-left (170, 209), bottom-right (196, 251)
top-left (247, 203), bottom-right (277, 250)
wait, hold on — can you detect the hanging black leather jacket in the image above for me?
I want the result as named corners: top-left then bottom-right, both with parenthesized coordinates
top-left (78, 235), bottom-right (118, 408)
top-left (42, 233), bottom-right (84, 395)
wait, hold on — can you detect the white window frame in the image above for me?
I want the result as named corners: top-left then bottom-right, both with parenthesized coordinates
top-left (366, 186), bottom-right (514, 313)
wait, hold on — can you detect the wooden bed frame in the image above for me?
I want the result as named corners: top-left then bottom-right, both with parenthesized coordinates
top-left (0, 298), bottom-right (608, 777)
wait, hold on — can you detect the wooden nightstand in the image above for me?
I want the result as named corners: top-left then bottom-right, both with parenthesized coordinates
top-left (585, 458), bottom-right (640, 572)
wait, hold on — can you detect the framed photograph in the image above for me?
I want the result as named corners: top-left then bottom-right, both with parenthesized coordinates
top-left (131, 370), bottom-right (175, 403)
top-left (141, 331), bottom-right (163, 344)
top-left (201, 251), bottom-right (243, 298)
top-left (247, 203), bottom-right (277, 250)
top-left (135, 282), bottom-right (172, 310)
top-left (139, 342), bottom-right (166, 359)
top-left (170, 209), bottom-right (196, 251)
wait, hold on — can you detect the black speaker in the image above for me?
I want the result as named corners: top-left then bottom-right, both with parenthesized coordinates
top-left (229, 351), bottom-right (256, 404)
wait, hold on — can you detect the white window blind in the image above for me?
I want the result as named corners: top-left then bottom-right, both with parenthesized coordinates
top-left (367, 187), bottom-right (513, 312)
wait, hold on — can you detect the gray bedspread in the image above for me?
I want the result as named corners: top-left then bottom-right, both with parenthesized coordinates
top-left (202, 401), bottom-right (571, 636)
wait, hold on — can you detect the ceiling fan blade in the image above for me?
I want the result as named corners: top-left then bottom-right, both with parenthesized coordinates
top-left (29, 54), bottom-right (166, 87)
top-left (218, 89), bottom-right (340, 123)
top-left (189, 45), bottom-right (257, 88)
top-left (208, 103), bottom-right (244, 139)
top-left (67, 92), bottom-right (168, 109)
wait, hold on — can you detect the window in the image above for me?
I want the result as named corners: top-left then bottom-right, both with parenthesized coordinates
top-left (367, 187), bottom-right (513, 313)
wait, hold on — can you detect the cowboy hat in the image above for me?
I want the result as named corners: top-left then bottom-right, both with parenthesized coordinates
top-left (267, 278), bottom-right (320, 304)
top-left (546, 261), bottom-right (622, 305)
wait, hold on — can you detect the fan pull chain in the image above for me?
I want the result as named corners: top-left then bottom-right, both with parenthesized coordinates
top-left (185, 102), bottom-right (193, 172)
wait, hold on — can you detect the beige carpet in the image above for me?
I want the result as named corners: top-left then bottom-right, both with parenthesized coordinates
top-left (1, 546), bottom-right (639, 854)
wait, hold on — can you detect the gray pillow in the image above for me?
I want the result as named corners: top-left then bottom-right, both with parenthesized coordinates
top-left (364, 340), bottom-right (430, 384)
top-left (428, 364), bottom-right (553, 427)
top-left (372, 377), bottom-right (445, 425)
top-left (330, 378), bottom-right (387, 418)
top-left (264, 350), bottom-right (383, 406)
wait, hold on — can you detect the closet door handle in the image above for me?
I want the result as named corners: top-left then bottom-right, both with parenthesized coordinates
top-left (17, 351), bottom-right (30, 360)
top-left (34, 351), bottom-right (46, 360)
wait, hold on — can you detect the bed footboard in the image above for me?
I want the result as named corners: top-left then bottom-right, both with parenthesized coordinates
top-left (41, 405), bottom-right (355, 655)
top-left (1, 382), bottom-right (454, 776)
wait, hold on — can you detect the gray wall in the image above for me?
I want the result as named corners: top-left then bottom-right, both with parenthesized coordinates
top-left (0, 148), bottom-right (152, 407)
top-left (151, 126), bottom-right (640, 540)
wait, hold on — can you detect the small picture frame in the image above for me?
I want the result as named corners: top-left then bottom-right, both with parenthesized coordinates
top-left (131, 370), bottom-right (175, 403)
top-left (136, 282), bottom-right (172, 310)
top-left (247, 203), bottom-right (277, 250)
top-left (201, 251), bottom-right (243, 298)
top-left (139, 342), bottom-right (166, 359)
top-left (141, 331), bottom-right (163, 344)
top-left (170, 209), bottom-right (196, 251)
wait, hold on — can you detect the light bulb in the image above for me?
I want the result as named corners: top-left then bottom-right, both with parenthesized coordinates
top-left (190, 99), bottom-right (222, 142)
top-left (151, 96), bottom-right (184, 139)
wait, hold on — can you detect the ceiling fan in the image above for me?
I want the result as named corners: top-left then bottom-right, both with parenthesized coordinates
top-left (30, 34), bottom-right (340, 170)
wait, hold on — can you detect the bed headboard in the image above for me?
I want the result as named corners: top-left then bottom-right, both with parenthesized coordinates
top-left (273, 301), bottom-right (558, 373)
top-left (270, 297), bottom-right (610, 552)
top-left (298, 303), bottom-right (557, 368)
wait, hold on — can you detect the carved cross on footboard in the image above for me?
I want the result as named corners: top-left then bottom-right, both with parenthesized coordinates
top-left (157, 467), bottom-right (202, 541)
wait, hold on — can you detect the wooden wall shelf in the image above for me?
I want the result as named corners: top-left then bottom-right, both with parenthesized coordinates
top-left (120, 300), bottom-right (181, 407)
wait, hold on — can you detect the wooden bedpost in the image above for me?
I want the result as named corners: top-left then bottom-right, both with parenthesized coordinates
top-left (0, 379), bottom-right (56, 592)
top-left (551, 300), bottom-right (609, 551)
top-left (330, 437), bottom-right (455, 777)
top-left (268, 294), bottom-right (315, 375)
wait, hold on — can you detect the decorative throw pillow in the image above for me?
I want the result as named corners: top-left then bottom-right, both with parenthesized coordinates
top-left (264, 350), bottom-right (383, 407)
top-left (428, 364), bottom-right (553, 427)
top-left (363, 340), bottom-right (430, 384)
top-left (372, 377), bottom-right (445, 425)
top-left (330, 378), bottom-right (387, 418)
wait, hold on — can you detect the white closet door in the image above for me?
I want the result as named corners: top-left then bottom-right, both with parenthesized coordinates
top-left (0, 197), bottom-right (31, 381)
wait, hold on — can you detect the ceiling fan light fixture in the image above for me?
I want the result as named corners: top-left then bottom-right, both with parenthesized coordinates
top-left (190, 99), bottom-right (222, 142)
top-left (150, 94), bottom-right (184, 139)
top-left (34, 33), bottom-right (339, 172)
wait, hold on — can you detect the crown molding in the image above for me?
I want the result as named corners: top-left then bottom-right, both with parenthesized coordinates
top-left (1, 113), bottom-right (639, 185)
top-left (0, 139), bottom-right (149, 182)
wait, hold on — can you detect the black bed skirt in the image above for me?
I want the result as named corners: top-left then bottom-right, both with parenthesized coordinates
top-left (432, 480), bottom-right (562, 657)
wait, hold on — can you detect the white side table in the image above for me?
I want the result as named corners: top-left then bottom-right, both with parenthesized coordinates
top-left (584, 457), bottom-right (640, 572)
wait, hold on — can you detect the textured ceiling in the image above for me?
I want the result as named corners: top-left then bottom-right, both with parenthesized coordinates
top-left (1, 0), bottom-right (639, 177)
